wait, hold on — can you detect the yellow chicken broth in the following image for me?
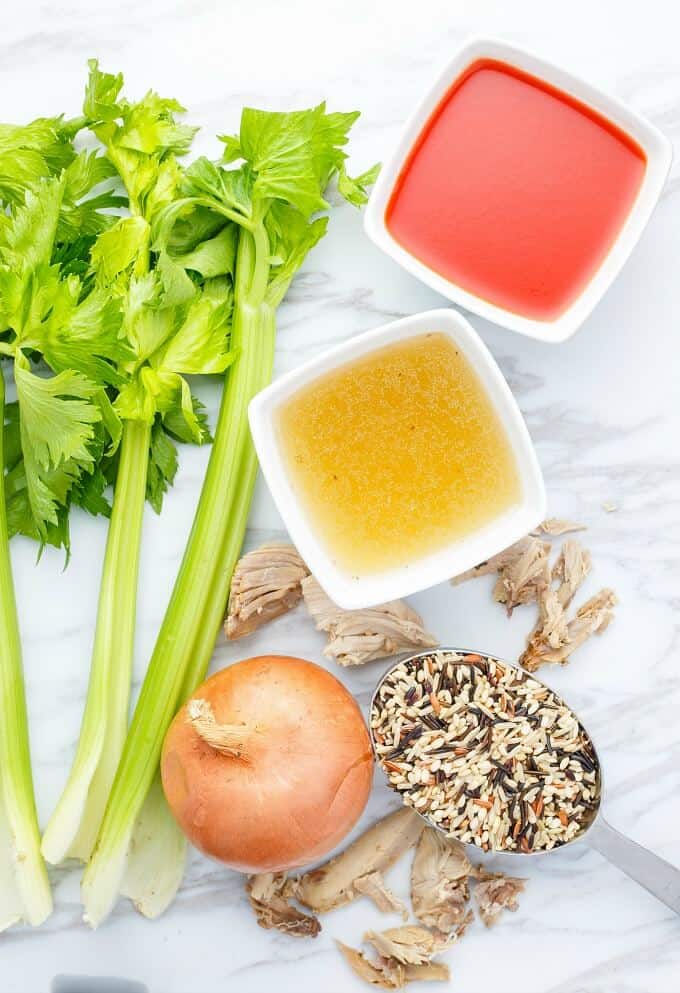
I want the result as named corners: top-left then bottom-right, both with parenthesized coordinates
top-left (278, 332), bottom-right (521, 574)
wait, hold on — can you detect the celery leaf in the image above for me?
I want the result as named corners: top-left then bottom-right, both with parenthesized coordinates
top-left (83, 60), bottom-right (124, 123)
top-left (153, 281), bottom-right (232, 376)
top-left (13, 361), bottom-right (102, 533)
top-left (36, 281), bottom-right (129, 386)
top-left (146, 418), bottom-right (178, 513)
top-left (91, 216), bottom-right (150, 282)
top-left (238, 106), bottom-right (327, 218)
top-left (165, 224), bottom-right (236, 278)
top-left (0, 174), bottom-right (64, 271)
top-left (0, 116), bottom-right (78, 207)
top-left (162, 394), bottom-right (210, 444)
top-left (56, 151), bottom-right (126, 243)
top-left (181, 157), bottom-right (252, 218)
top-left (236, 103), bottom-right (362, 218)
top-left (337, 162), bottom-right (381, 207)
top-left (84, 61), bottom-right (196, 219)
top-left (265, 203), bottom-right (328, 306)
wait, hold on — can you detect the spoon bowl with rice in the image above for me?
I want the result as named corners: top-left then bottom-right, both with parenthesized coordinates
top-left (370, 648), bottom-right (680, 915)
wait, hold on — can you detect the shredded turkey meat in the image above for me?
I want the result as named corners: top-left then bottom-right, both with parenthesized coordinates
top-left (452, 533), bottom-right (550, 610)
top-left (365, 926), bottom-right (446, 965)
top-left (354, 871), bottom-right (408, 919)
top-left (337, 941), bottom-right (405, 990)
top-left (410, 829), bottom-right (471, 938)
top-left (337, 927), bottom-right (451, 990)
top-left (493, 537), bottom-right (551, 614)
top-left (301, 576), bottom-right (438, 666)
top-left (451, 535), bottom-right (535, 585)
top-left (552, 540), bottom-right (592, 608)
top-left (226, 543), bottom-right (309, 639)
top-left (293, 808), bottom-right (423, 913)
top-left (246, 873), bottom-right (320, 937)
top-left (451, 521), bottom-right (616, 670)
top-left (245, 810), bottom-right (531, 984)
top-left (474, 874), bottom-right (526, 927)
top-left (522, 587), bottom-right (618, 672)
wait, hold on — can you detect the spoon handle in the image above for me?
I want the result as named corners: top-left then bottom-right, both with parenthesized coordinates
top-left (587, 816), bottom-right (680, 915)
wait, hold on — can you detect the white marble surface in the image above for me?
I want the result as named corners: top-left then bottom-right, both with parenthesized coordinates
top-left (2, 1), bottom-right (680, 990)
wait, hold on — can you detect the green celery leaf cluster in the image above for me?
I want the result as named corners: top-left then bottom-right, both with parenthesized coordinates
top-left (0, 165), bottom-right (126, 549)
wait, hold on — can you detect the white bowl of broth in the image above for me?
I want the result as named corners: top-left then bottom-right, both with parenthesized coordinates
top-left (249, 309), bottom-right (545, 609)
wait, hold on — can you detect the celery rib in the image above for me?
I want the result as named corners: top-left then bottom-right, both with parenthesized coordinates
top-left (41, 418), bottom-right (151, 865)
top-left (82, 226), bottom-right (276, 926)
top-left (0, 370), bottom-right (52, 930)
top-left (120, 419), bottom-right (263, 918)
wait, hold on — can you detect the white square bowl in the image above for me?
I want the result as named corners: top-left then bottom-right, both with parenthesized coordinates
top-left (249, 308), bottom-right (546, 609)
top-left (364, 37), bottom-right (673, 343)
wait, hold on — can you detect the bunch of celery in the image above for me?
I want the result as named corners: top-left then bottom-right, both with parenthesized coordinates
top-left (81, 92), bottom-right (376, 924)
top-left (0, 122), bottom-right (127, 929)
top-left (42, 63), bottom-right (234, 866)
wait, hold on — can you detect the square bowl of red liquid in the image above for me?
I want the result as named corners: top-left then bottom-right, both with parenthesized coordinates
top-left (365, 37), bottom-right (672, 342)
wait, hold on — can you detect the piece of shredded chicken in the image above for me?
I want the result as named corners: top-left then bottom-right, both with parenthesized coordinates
top-left (452, 522), bottom-right (616, 670)
top-left (225, 543), bottom-right (309, 639)
top-left (453, 534), bottom-right (551, 612)
top-left (473, 874), bottom-right (526, 927)
top-left (246, 873), bottom-right (320, 937)
top-left (552, 540), bottom-right (592, 608)
top-left (531, 518), bottom-right (586, 537)
top-left (493, 537), bottom-right (551, 614)
top-left (366, 926), bottom-right (444, 965)
top-left (293, 808), bottom-right (424, 913)
top-left (337, 928), bottom-right (451, 990)
top-left (470, 864), bottom-right (503, 883)
top-left (301, 576), bottom-right (438, 666)
top-left (337, 941), bottom-right (406, 990)
top-left (521, 587), bottom-right (618, 672)
top-left (451, 517), bottom-right (585, 609)
top-left (533, 588), bottom-right (569, 651)
top-left (410, 829), bottom-right (472, 938)
top-left (520, 539), bottom-right (593, 658)
top-left (354, 871), bottom-right (409, 919)
top-left (451, 535), bottom-right (534, 585)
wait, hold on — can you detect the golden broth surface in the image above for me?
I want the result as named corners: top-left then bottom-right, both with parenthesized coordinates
top-left (278, 332), bottom-right (521, 574)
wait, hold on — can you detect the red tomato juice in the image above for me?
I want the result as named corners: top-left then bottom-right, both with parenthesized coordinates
top-left (386, 59), bottom-right (647, 321)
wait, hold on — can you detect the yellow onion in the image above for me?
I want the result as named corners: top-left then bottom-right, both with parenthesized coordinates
top-left (161, 655), bottom-right (374, 873)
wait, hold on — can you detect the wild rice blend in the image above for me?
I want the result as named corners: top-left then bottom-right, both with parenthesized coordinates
top-left (371, 651), bottom-right (601, 853)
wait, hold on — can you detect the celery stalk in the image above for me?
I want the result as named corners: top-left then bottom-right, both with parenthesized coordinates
top-left (0, 370), bottom-right (53, 930)
top-left (41, 419), bottom-right (151, 865)
top-left (82, 225), bottom-right (275, 926)
top-left (118, 432), bottom-right (263, 918)
top-left (118, 434), bottom-right (263, 918)
top-left (81, 95), bottom-right (373, 922)
top-left (44, 62), bottom-right (226, 867)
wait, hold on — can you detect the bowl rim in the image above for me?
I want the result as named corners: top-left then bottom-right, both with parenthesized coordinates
top-left (248, 307), bottom-right (546, 609)
top-left (363, 35), bottom-right (673, 343)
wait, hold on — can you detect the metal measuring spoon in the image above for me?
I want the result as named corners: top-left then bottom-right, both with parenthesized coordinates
top-left (370, 648), bottom-right (680, 916)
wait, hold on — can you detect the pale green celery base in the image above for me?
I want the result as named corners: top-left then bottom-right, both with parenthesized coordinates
top-left (0, 791), bottom-right (25, 931)
top-left (82, 227), bottom-right (276, 927)
top-left (41, 419), bottom-right (151, 866)
top-left (0, 787), bottom-right (51, 930)
top-left (120, 773), bottom-right (186, 919)
top-left (0, 371), bottom-right (52, 930)
top-left (80, 776), bottom-right (186, 928)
